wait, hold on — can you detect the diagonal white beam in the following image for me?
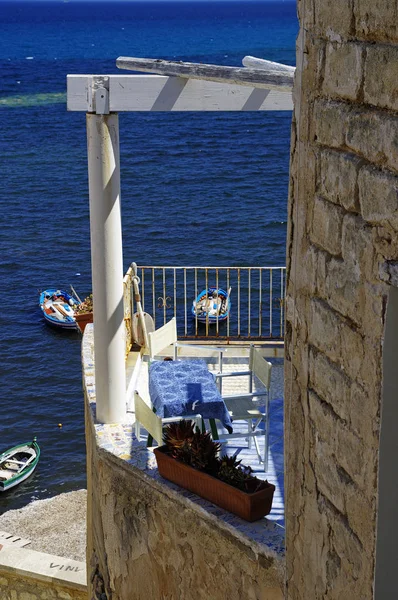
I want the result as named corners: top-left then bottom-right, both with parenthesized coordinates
top-left (242, 56), bottom-right (296, 74)
top-left (116, 56), bottom-right (294, 92)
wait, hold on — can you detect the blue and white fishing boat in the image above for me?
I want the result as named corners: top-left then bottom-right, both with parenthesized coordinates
top-left (192, 287), bottom-right (231, 324)
top-left (39, 288), bottom-right (80, 330)
top-left (0, 438), bottom-right (40, 492)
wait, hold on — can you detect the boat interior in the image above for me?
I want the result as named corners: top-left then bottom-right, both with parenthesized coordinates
top-left (194, 292), bottom-right (227, 315)
top-left (0, 448), bottom-right (36, 480)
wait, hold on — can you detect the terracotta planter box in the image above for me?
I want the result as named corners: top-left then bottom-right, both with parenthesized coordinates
top-left (154, 446), bottom-right (275, 522)
top-left (75, 312), bottom-right (93, 333)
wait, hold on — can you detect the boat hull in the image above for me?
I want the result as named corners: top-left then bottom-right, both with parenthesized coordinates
top-left (39, 289), bottom-right (79, 330)
top-left (0, 440), bottom-right (40, 492)
top-left (192, 287), bottom-right (231, 324)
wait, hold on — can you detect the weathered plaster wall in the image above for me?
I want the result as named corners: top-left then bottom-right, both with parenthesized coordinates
top-left (285, 1), bottom-right (398, 598)
top-left (87, 440), bottom-right (283, 600)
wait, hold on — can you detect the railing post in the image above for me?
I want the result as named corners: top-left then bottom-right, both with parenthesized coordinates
top-left (86, 112), bottom-right (126, 424)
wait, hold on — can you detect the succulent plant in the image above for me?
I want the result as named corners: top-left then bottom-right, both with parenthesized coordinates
top-left (188, 430), bottom-right (220, 473)
top-left (163, 420), bottom-right (219, 472)
top-left (163, 419), bottom-right (196, 454)
top-left (217, 454), bottom-right (264, 493)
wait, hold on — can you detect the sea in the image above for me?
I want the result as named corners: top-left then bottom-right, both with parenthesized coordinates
top-left (0, 0), bottom-right (298, 512)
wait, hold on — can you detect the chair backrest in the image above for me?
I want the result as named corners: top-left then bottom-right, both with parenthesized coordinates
top-left (249, 346), bottom-right (272, 390)
top-left (148, 317), bottom-right (177, 359)
top-left (134, 391), bottom-right (163, 445)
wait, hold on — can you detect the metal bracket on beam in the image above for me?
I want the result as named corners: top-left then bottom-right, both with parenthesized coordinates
top-left (92, 76), bottom-right (110, 114)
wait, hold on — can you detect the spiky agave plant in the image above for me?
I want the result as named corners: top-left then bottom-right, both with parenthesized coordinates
top-left (163, 419), bottom-right (196, 459)
top-left (163, 420), bottom-right (220, 471)
top-left (217, 454), bottom-right (265, 493)
top-left (189, 430), bottom-right (220, 473)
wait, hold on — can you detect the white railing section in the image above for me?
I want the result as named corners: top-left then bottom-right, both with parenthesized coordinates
top-left (130, 264), bottom-right (286, 341)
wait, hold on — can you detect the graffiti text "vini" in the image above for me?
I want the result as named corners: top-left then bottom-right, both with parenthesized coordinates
top-left (50, 563), bottom-right (83, 572)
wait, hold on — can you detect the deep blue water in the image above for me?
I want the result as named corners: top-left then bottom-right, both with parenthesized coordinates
top-left (0, 1), bottom-right (297, 512)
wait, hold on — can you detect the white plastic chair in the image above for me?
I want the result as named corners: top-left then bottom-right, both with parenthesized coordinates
top-left (134, 390), bottom-right (202, 446)
top-left (148, 317), bottom-right (227, 370)
top-left (213, 346), bottom-right (272, 472)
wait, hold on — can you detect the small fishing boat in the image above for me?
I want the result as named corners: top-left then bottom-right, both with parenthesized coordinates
top-left (192, 287), bottom-right (231, 324)
top-left (0, 438), bottom-right (40, 492)
top-left (39, 288), bottom-right (80, 330)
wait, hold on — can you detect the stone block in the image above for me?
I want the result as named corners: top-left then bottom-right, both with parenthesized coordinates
top-left (346, 108), bottom-right (398, 174)
top-left (341, 212), bottom-right (377, 282)
top-left (354, 0), bottom-right (398, 42)
top-left (374, 225), bottom-right (398, 261)
top-left (325, 257), bottom-right (362, 325)
top-left (308, 297), bottom-right (364, 380)
top-left (345, 481), bottom-right (376, 548)
top-left (311, 437), bottom-right (346, 514)
top-left (289, 491), bottom-right (329, 599)
top-left (57, 592), bottom-right (73, 600)
top-left (301, 245), bottom-right (318, 296)
top-left (349, 382), bottom-right (379, 447)
top-left (308, 390), bottom-right (376, 507)
top-left (313, 1), bottom-right (354, 41)
top-left (310, 196), bottom-right (344, 256)
top-left (323, 42), bottom-right (363, 101)
top-left (361, 284), bottom-right (386, 339)
top-left (308, 299), bottom-right (341, 362)
top-left (309, 392), bottom-right (370, 496)
top-left (315, 246), bottom-right (328, 299)
top-left (303, 245), bottom-right (329, 299)
top-left (358, 337), bottom-right (382, 398)
top-left (319, 149), bottom-right (362, 212)
top-left (325, 501), bottom-right (374, 591)
top-left (313, 100), bottom-right (349, 149)
top-left (309, 390), bottom-right (340, 451)
top-left (335, 422), bottom-right (370, 489)
top-left (339, 319), bottom-right (364, 380)
top-left (358, 166), bottom-right (398, 229)
top-left (301, 39), bottom-right (327, 105)
top-left (20, 593), bottom-right (38, 600)
top-left (309, 348), bottom-right (351, 422)
top-left (364, 45), bottom-right (398, 110)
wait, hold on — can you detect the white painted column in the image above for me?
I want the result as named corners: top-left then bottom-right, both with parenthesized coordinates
top-left (86, 113), bottom-right (126, 423)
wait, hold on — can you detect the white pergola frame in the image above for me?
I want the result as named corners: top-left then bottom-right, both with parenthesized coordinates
top-left (66, 59), bottom-right (293, 424)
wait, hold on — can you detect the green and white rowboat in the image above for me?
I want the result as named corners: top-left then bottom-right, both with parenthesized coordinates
top-left (0, 438), bottom-right (40, 492)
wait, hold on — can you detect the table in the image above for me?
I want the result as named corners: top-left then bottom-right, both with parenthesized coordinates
top-left (149, 359), bottom-right (233, 433)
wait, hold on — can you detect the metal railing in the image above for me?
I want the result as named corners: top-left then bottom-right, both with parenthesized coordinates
top-left (129, 264), bottom-right (286, 342)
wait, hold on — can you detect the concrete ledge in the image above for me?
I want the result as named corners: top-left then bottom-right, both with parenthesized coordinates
top-left (0, 544), bottom-right (86, 591)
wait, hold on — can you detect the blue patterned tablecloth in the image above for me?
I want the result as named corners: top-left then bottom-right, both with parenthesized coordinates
top-left (149, 359), bottom-right (233, 432)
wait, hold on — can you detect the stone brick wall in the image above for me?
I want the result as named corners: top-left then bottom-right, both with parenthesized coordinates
top-left (0, 572), bottom-right (86, 600)
top-left (285, 1), bottom-right (398, 598)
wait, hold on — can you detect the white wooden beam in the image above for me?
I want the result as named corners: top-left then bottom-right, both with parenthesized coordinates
top-left (67, 75), bottom-right (293, 112)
